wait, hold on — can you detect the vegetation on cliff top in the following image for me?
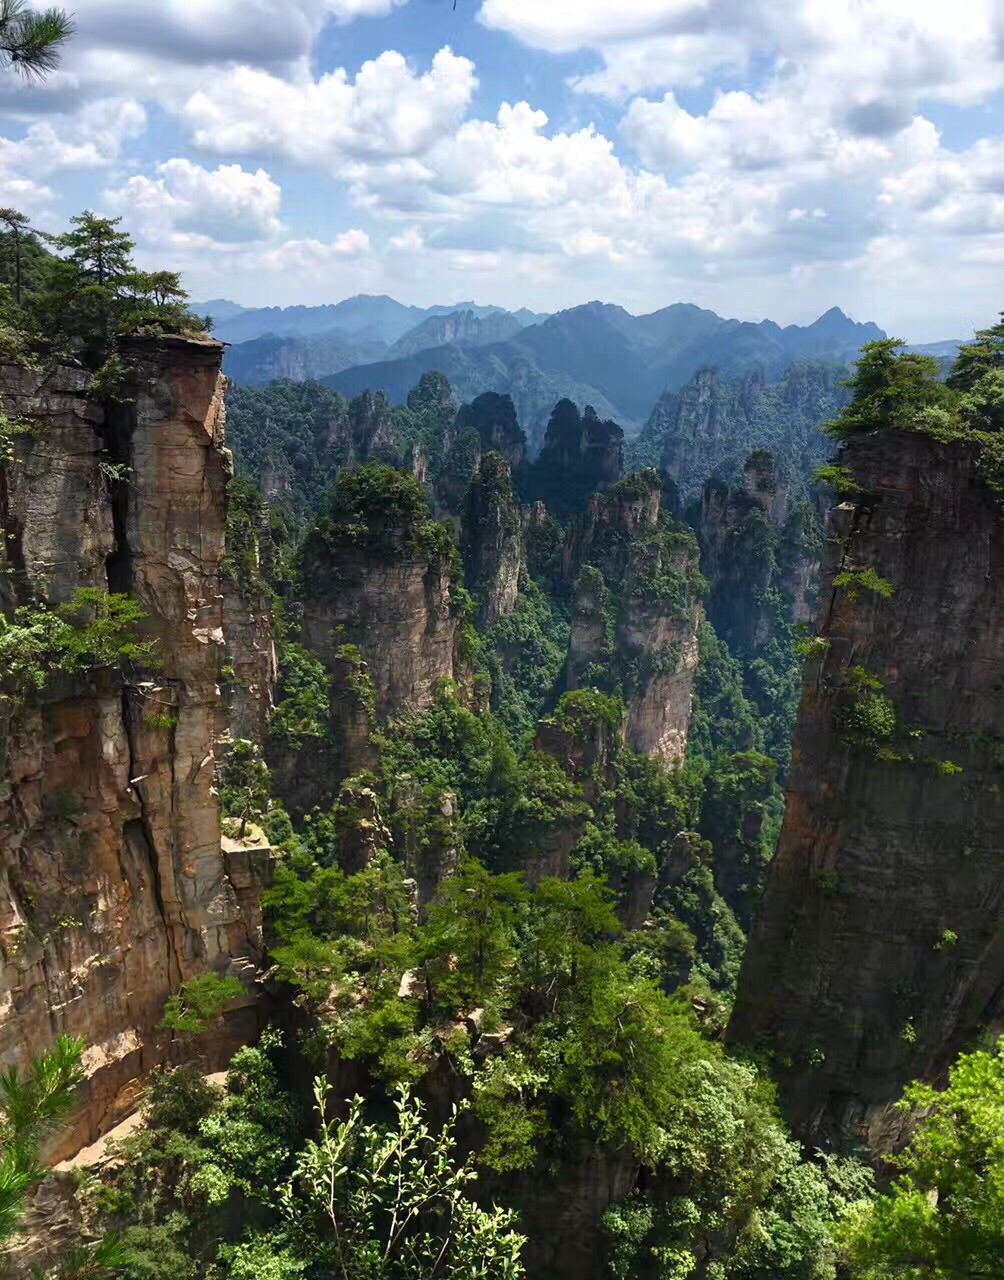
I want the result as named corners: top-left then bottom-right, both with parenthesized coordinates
top-left (826, 314), bottom-right (1004, 489)
top-left (0, 208), bottom-right (208, 372)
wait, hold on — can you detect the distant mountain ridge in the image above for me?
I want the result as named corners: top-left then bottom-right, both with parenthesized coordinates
top-left (388, 308), bottom-right (529, 359)
top-left (320, 301), bottom-right (886, 453)
top-left (212, 292), bottom-right (893, 455)
top-left (200, 294), bottom-right (549, 347)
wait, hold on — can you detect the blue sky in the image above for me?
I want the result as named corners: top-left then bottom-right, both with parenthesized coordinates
top-left (2, 0), bottom-right (1004, 340)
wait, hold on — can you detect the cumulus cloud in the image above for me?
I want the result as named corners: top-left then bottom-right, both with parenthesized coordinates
top-left (478, 0), bottom-right (711, 55)
top-left (180, 47), bottom-right (476, 166)
top-left (107, 159), bottom-right (283, 244)
top-left (0, 98), bottom-right (146, 173)
top-left (481, 0), bottom-right (1003, 114)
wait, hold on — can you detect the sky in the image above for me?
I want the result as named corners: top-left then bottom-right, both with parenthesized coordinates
top-left (2, 1), bottom-right (1004, 340)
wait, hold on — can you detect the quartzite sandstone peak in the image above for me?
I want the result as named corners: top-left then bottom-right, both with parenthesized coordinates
top-left (0, 335), bottom-right (270, 1158)
top-left (730, 427), bottom-right (1004, 1149)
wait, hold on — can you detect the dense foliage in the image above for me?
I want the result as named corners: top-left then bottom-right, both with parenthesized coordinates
top-left (842, 1037), bottom-right (1004, 1278)
top-left (0, 209), bottom-right (207, 371)
top-left (825, 320), bottom-right (1004, 488)
top-left (0, 588), bottom-right (156, 694)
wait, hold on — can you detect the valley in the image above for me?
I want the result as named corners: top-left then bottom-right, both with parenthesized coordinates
top-left (1, 207), bottom-right (1002, 1280)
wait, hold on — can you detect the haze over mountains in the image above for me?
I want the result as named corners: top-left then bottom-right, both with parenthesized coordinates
top-left (203, 294), bottom-right (888, 454)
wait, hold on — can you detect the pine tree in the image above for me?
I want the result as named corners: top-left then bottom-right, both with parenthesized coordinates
top-left (0, 1034), bottom-right (83, 1242)
top-left (0, 0), bottom-right (74, 81)
top-left (946, 312), bottom-right (1004, 393)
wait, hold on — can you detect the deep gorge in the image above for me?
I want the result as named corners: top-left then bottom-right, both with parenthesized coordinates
top-left (2, 239), bottom-right (1003, 1279)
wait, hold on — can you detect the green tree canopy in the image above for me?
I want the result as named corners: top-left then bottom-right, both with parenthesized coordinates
top-left (946, 312), bottom-right (1004, 394)
top-left (826, 339), bottom-right (949, 438)
top-left (0, 1034), bottom-right (83, 1242)
top-left (842, 1036), bottom-right (1004, 1278)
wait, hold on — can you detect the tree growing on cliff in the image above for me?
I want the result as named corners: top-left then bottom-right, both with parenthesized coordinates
top-left (825, 340), bottom-right (949, 438)
top-left (0, 0), bottom-right (74, 81)
top-left (841, 1037), bottom-right (1004, 1278)
top-left (0, 1034), bottom-right (83, 1242)
top-left (946, 312), bottom-right (1004, 394)
top-left (0, 208), bottom-right (207, 364)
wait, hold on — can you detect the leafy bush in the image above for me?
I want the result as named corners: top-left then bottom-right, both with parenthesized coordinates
top-left (160, 974), bottom-right (244, 1038)
top-left (0, 588), bottom-right (156, 693)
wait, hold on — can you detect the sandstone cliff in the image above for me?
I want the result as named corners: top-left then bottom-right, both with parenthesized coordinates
top-left (0, 337), bottom-right (270, 1157)
top-left (221, 481), bottom-right (278, 744)
top-left (698, 450), bottom-right (820, 661)
top-left (461, 452), bottom-right (521, 627)
top-left (564, 472), bottom-right (703, 764)
top-left (436, 391), bottom-right (527, 516)
top-left (730, 428), bottom-right (1004, 1149)
top-left (274, 468), bottom-right (470, 812)
top-left (650, 362), bottom-right (846, 499)
top-left (522, 399), bottom-right (624, 517)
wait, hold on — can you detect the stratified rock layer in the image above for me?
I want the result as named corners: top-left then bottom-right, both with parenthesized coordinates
top-left (730, 428), bottom-right (1004, 1149)
top-left (0, 338), bottom-right (269, 1158)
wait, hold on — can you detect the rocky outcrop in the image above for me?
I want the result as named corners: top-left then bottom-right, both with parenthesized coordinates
top-left (436, 391), bottom-right (527, 516)
top-left (0, 337), bottom-right (270, 1159)
top-left (393, 780), bottom-right (460, 917)
top-left (564, 472), bottom-right (703, 764)
top-left (389, 310), bottom-right (524, 360)
top-left (299, 535), bottom-right (465, 724)
top-left (648, 362), bottom-right (847, 499)
top-left (454, 392), bottom-right (527, 472)
top-left (698, 450), bottom-right (820, 660)
top-left (221, 484), bottom-right (277, 744)
top-left (730, 428), bottom-right (1004, 1150)
top-left (522, 399), bottom-right (623, 517)
top-left (283, 470), bottom-right (470, 800)
top-left (461, 452), bottom-right (521, 626)
top-left (222, 578), bottom-right (276, 744)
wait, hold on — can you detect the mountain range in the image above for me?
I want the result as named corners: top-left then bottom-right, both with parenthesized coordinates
top-left (205, 293), bottom-right (887, 455)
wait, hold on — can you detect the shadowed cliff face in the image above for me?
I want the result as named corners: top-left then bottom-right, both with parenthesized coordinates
top-left (564, 474), bottom-right (703, 764)
top-left (730, 428), bottom-right (1004, 1150)
top-left (461, 452), bottom-right (521, 627)
top-left (698, 451), bottom-right (821, 661)
top-left (0, 338), bottom-right (270, 1159)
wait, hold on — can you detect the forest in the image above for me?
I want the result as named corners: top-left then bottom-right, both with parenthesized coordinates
top-left (0, 191), bottom-right (1003, 1280)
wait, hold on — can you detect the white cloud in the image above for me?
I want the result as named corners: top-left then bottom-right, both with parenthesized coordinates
top-left (570, 33), bottom-right (748, 98)
top-left (482, 0), bottom-right (1004, 115)
top-left (478, 0), bottom-right (712, 55)
top-left (251, 231), bottom-right (372, 272)
top-left (0, 98), bottom-right (146, 174)
top-left (106, 159), bottom-right (283, 244)
top-left (180, 47), bottom-right (476, 166)
top-left (623, 90), bottom-right (840, 172)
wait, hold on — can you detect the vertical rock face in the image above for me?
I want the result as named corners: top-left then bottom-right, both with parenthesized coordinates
top-left (283, 475), bottom-right (470, 807)
top-left (698, 450), bottom-right (819, 660)
top-left (730, 429), bottom-right (1004, 1149)
top-left (653, 362), bottom-right (847, 499)
top-left (522, 400), bottom-right (624, 517)
top-left (460, 452), bottom-right (521, 626)
top-left (0, 337), bottom-right (269, 1159)
top-left (436, 391), bottom-right (527, 516)
top-left (453, 392), bottom-right (527, 472)
top-left (222, 574), bottom-right (276, 745)
top-left (299, 531), bottom-right (465, 722)
top-left (220, 485), bottom-right (278, 745)
top-left (564, 472), bottom-right (703, 764)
